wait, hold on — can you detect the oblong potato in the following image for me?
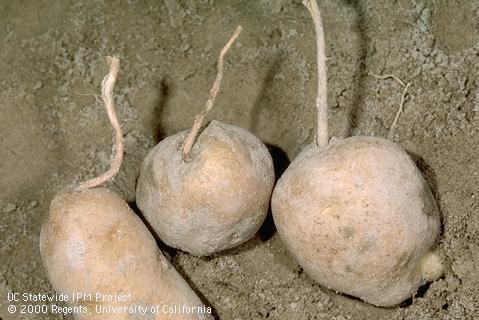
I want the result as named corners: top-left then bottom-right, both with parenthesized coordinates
top-left (40, 188), bottom-right (210, 319)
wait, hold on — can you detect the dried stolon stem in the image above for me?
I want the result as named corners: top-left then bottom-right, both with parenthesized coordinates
top-left (303, 0), bottom-right (329, 147)
top-left (181, 25), bottom-right (242, 162)
top-left (77, 56), bottom-right (124, 190)
top-left (369, 72), bottom-right (412, 140)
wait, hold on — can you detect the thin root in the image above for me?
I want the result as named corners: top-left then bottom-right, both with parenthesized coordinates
top-left (73, 91), bottom-right (102, 104)
top-left (181, 26), bottom-right (242, 161)
top-left (369, 72), bottom-right (411, 140)
top-left (77, 56), bottom-right (124, 190)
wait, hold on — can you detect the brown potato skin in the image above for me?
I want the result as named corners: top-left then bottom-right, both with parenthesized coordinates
top-left (40, 188), bottom-right (210, 319)
top-left (136, 121), bottom-right (275, 256)
top-left (272, 136), bottom-right (442, 307)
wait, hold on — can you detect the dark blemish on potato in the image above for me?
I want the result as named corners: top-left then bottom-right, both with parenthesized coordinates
top-left (358, 238), bottom-right (374, 252)
top-left (396, 251), bottom-right (412, 270)
top-left (339, 226), bottom-right (355, 239)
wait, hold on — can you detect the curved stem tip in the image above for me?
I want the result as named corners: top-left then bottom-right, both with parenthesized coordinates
top-left (77, 56), bottom-right (124, 190)
top-left (181, 26), bottom-right (242, 162)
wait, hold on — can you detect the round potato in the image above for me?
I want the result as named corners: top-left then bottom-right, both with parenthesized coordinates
top-left (136, 120), bottom-right (275, 256)
top-left (272, 136), bottom-right (443, 306)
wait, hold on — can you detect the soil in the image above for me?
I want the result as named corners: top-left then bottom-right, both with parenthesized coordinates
top-left (1, 0), bottom-right (478, 319)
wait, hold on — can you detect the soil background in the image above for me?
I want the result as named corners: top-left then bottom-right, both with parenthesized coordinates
top-left (1, 0), bottom-right (478, 319)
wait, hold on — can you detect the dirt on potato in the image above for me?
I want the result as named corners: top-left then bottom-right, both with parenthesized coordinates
top-left (0, 0), bottom-right (478, 319)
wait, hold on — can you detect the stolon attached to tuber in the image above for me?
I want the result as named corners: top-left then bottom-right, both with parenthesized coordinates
top-left (40, 57), bottom-right (211, 319)
top-left (136, 27), bottom-right (275, 257)
top-left (271, 0), bottom-right (443, 307)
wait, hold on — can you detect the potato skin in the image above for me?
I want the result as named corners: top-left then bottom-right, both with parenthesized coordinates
top-left (40, 188), bottom-right (210, 319)
top-left (271, 136), bottom-right (442, 307)
top-left (136, 120), bottom-right (275, 256)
